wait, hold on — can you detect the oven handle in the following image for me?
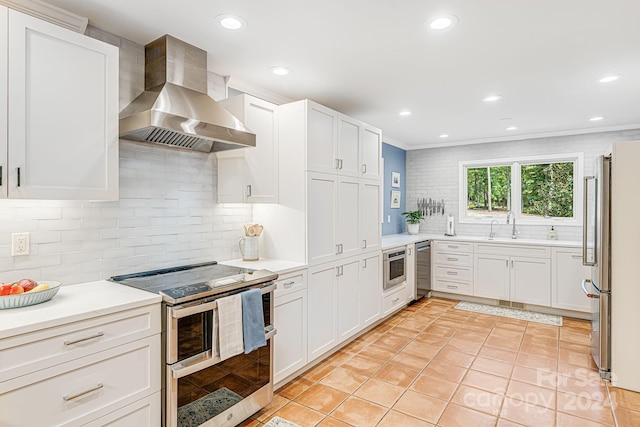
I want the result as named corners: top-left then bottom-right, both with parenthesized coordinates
top-left (171, 325), bottom-right (277, 379)
top-left (171, 283), bottom-right (277, 319)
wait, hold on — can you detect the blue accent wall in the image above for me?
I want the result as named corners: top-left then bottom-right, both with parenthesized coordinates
top-left (382, 143), bottom-right (407, 235)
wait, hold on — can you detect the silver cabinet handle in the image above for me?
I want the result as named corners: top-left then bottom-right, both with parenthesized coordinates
top-left (339, 159), bottom-right (343, 169)
top-left (392, 297), bottom-right (400, 303)
top-left (446, 271), bottom-right (458, 276)
top-left (283, 280), bottom-right (295, 288)
top-left (0, 165), bottom-right (2, 186)
top-left (336, 266), bottom-right (344, 276)
top-left (408, 248), bottom-right (412, 255)
top-left (63, 383), bottom-right (103, 401)
top-left (335, 158), bottom-right (341, 169)
top-left (506, 259), bottom-right (508, 267)
top-left (581, 279), bottom-right (599, 299)
top-left (362, 164), bottom-right (367, 174)
top-left (16, 167), bottom-right (21, 187)
top-left (64, 331), bottom-right (104, 346)
top-left (511, 259), bottom-right (514, 268)
top-left (583, 175), bottom-right (596, 266)
top-left (448, 245), bottom-right (458, 249)
top-left (246, 184), bottom-right (252, 197)
top-left (363, 259), bottom-right (367, 268)
top-left (571, 254), bottom-right (583, 259)
top-left (362, 239), bottom-right (367, 249)
top-left (447, 257), bottom-right (458, 261)
top-left (446, 285), bottom-right (458, 289)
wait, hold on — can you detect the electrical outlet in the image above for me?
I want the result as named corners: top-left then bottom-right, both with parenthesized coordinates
top-left (387, 215), bottom-right (391, 223)
top-left (12, 232), bottom-right (30, 256)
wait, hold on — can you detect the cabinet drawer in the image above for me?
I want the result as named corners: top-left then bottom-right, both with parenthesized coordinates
top-left (383, 284), bottom-right (407, 315)
top-left (0, 304), bottom-right (160, 383)
top-left (475, 243), bottom-right (550, 259)
top-left (434, 265), bottom-right (473, 282)
top-left (433, 278), bottom-right (473, 295)
top-left (434, 252), bottom-right (473, 267)
top-left (0, 336), bottom-right (161, 426)
top-left (83, 391), bottom-right (161, 427)
top-left (433, 241), bottom-right (473, 254)
top-left (275, 269), bottom-right (307, 297)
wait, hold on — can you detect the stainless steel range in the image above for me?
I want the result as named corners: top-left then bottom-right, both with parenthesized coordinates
top-left (111, 262), bottom-right (278, 427)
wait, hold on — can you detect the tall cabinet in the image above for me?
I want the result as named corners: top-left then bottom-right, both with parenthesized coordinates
top-left (257, 99), bottom-right (383, 366)
top-left (1, 6), bottom-right (118, 200)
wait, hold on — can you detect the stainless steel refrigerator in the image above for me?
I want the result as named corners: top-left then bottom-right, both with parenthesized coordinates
top-left (582, 154), bottom-right (611, 380)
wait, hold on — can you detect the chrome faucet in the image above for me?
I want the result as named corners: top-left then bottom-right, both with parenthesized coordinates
top-left (506, 211), bottom-right (518, 239)
top-left (489, 220), bottom-right (499, 239)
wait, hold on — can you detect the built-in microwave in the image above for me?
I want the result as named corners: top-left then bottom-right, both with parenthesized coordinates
top-left (383, 248), bottom-right (406, 291)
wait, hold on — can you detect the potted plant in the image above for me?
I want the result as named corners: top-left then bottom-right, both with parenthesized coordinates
top-left (402, 210), bottom-right (424, 235)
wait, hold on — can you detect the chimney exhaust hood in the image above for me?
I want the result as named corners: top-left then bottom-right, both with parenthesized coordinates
top-left (119, 35), bottom-right (256, 152)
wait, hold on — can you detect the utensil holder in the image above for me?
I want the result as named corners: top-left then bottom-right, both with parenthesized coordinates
top-left (239, 236), bottom-right (259, 261)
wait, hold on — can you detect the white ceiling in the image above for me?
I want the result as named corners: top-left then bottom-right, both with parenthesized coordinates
top-left (45, 0), bottom-right (640, 149)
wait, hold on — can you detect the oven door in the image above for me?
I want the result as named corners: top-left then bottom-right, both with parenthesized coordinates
top-left (165, 284), bottom-right (276, 427)
top-left (383, 249), bottom-right (406, 291)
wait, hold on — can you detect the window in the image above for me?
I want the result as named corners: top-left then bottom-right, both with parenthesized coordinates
top-left (459, 154), bottom-right (582, 223)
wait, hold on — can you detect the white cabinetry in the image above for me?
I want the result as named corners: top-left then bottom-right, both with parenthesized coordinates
top-left (274, 269), bottom-right (308, 384)
top-left (360, 252), bottom-right (382, 327)
top-left (474, 243), bottom-right (551, 306)
top-left (306, 101), bottom-right (338, 175)
top-left (336, 257), bottom-right (361, 341)
top-left (432, 241), bottom-right (475, 295)
top-left (361, 124), bottom-right (382, 180)
top-left (307, 262), bottom-right (338, 361)
top-left (1, 8), bottom-right (118, 200)
top-left (0, 304), bottom-right (161, 426)
top-left (307, 172), bottom-right (338, 265)
top-left (383, 284), bottom-right (408, 316)
top-left (337, 114), bottom-right (361, 177)
top-left (360, 180), bottom-right (382, 252)
top-left (551, 247), bottom-right (591, 312)
top-left (217, 95), bottom-right (279, 203)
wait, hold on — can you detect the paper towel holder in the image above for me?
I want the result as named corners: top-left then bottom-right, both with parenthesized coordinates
top-left (444, 213), bottom-right (456, 237)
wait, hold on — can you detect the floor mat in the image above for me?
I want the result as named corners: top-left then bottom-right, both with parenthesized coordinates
top-left (455, 301), bottom-right (563, 326)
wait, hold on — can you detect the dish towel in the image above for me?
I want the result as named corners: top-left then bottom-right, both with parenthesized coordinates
top-left (241, 289), bottom-right (266, 354)
top-left (216, 294), bottom-right (244, 360)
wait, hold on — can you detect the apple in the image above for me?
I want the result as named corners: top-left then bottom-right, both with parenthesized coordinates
top-left (9, 285), bottom-right (24, 295)
top-left (16, 278), bottom-right (37, 292)
top-left (0, 284), bottom-right (12, 296)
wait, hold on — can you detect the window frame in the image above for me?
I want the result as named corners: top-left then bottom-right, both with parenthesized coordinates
top-left (458, 153), bottom-right (583, 225)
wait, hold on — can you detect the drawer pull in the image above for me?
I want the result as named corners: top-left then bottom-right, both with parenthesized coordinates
top-left (571, 254), bottom-right (583, 259)
top-left (447, 245), bottom-right (459, 249)
top-left (446, 271), bottom-right (458, 276)
top-left (446, 285), bottom-right (458, 289)
top-left (63, 383), bottom-right (103, 401)
top-left (64, 331), bottom-right (104, 346)
top-left (283, 280), bottom-right (295, 288)
top-left (447, 257), bottom-right (458, 261)
top-left (392, 297), bottom-right (400, 303)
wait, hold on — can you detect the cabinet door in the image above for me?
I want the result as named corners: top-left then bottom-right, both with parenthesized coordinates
top-left (551, 248), bottom-right (591, 312)
top-left (307, 172), bottom-right (337, 265)
top-left (360, 180), bottom-right (381, 252)
top-left (361, 125), bottom-right (382, 180)
top-left (216, 154), bottom-right (245, 203)
top-left (7, 10), bottom-right (118, 200)
top-left (337, 258), bottom-right (360, 341)
top-left (406, 244), bottom-right (416, 300)
top-left (307, 101), bottom-right (338, 174)
top-left (0, 6), bottom-right (7, 199)
top-left (510, 256), bottom-right (551, 306)
top-left (474, 254), bottom-right (510, 300)
top-left (337, 176), bottom-right (360, 258)
top-left (360, 253), bottom-right (381, 327)
top-left (336, 114), bottom-right (360, 177)
top-left (83, 392), bottom-right (161, 427)
top-left (274, 289), bottom-right (307, 383)
top-left (307, 263), bottom-right (337, 361)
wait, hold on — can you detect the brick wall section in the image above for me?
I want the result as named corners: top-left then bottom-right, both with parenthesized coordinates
top-left (406, 129), bottom-right (640, 240)
top-left (0, 27), bottom-right (252, 284)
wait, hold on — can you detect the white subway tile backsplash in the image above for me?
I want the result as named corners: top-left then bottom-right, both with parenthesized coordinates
top-left (0, 27), bottom-right (253, 285)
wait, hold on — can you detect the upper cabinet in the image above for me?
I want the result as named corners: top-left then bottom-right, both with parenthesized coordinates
top-left (1, 8), bottom-right (118, 200)
top-left (217, 95), bottom-right (279, 204)
top-left (304, 100), bottom-right (382, 180)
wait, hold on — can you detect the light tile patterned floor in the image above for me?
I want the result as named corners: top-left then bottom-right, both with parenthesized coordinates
top-left (240, 297), bottom-right (640, 426)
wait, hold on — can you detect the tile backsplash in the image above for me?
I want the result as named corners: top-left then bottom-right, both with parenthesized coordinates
top-left (0, 27), bottom-right (251, 285)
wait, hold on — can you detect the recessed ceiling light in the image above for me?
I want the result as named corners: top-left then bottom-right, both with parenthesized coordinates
top-left (439, 134), bottom-right (449, 138)
top-left (428, 15), bottom-right (458, 30)
top-left (482, 95), bottom-right (503, 102)
top-left (270, 66), bottom-right (291, 76)
top-left (399, 110), bottom-right (412, 116)
top-left (590, 116), bottom-right (604, 122)
top-left (215, 14), bottom-right (247, 31)
top-left (506, 126), bottom-right (518, 131)
top-left (598, 75), bottom-right (620, 83)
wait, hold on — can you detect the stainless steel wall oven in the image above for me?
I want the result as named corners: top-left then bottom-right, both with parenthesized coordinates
top-left (112, 262), bottom-right (278, 427)
top-left (383, 248), bottom-right (406, 291)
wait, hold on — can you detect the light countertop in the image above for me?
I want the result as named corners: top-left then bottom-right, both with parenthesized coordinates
top-left (382, 233), bottom-right (582, 250)
top-left (0, 280), bottom-right (161, 340)
top-left (219, 259), bottom-right (307, 275)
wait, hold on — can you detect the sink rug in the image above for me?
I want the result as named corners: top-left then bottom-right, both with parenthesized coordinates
top-left (177, 387), bottom-right (243, 427)
top-left (264, 417), bottom-right (302, 427)
top-left (455, 301), bottom-right (563, 326)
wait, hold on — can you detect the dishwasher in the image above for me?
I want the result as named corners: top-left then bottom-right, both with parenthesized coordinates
top-left (416, 240), bottom-right (431, 299)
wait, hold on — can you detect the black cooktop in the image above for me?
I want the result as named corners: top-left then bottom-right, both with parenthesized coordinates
top-left (110, 261), bottom-right (278, 305)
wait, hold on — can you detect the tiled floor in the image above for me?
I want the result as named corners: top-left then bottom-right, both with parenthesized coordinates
top-left (241, 297), bottom-right (640, 426)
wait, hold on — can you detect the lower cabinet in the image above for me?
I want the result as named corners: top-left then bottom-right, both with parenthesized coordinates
top-left (382, 284), bottom-right (408, 316)
top-left (274, 270), bottom-right (308, 384)
top-left (360, 251), bottom-right (382, 327)
top-left (81, 391), bottom-right (161, 427)
top-left (551, 247), bottom-right (591, 312)
top-left (337, 257), bottom-right (361, 341)
top-left (307, 262), bottom-right (339, 362)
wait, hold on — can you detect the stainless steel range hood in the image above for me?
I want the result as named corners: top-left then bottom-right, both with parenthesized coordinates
top-left (119, 35), bottom-right (256, 152)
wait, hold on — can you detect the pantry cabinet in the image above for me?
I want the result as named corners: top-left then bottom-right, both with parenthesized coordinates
top-left (307, 262), bottom-right (338, 361)
top-left (2, 8), bottom-right (118, 200)
top-left (551, 247), bottom-right (591, 312)
top-left (306, 101), bottom-right (339, 175)
top-left (360, 252), bottom-right (382, 327)
top-left (360, 180), bottom-right (382, 252)
top-left (217, 95), bottom-right (279, 203)
top-left (361, 124), bottom-right (383, 180)
top-left (336, 257), bottom-right (361, 341)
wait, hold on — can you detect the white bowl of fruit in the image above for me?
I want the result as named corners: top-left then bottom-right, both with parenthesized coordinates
top-left (0, 279), bottom-right (62, 309)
